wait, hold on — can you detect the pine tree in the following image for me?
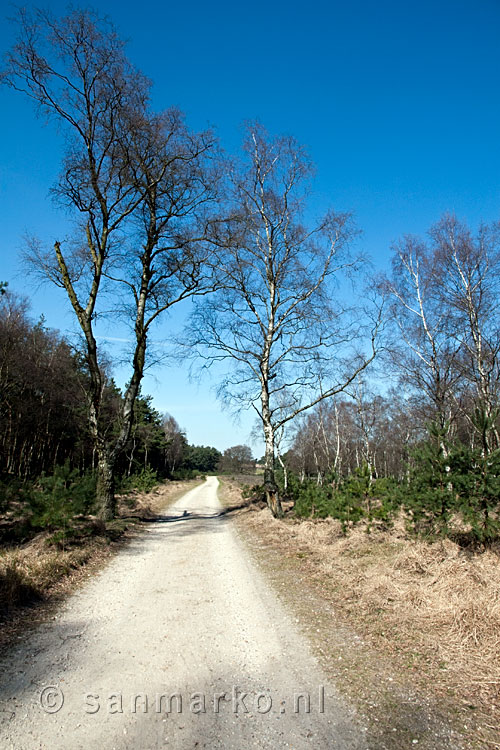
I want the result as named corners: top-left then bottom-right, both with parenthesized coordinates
top-left (404, 421), bottom-right (457, 537)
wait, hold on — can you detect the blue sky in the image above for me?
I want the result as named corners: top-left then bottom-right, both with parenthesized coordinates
top-left (1, 0), bottom-right (499, 453)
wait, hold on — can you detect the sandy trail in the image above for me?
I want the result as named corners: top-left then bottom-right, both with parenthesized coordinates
top-left (0, 477), bottom-right (366, 749)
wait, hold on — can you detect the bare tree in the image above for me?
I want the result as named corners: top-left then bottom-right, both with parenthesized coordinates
top-left (383, 236), bottom-right (460, 448)
top-left (347, 378), bottom-right (383, 482)
top-left (2, 8), bottom-right (219, 517)
top-left (219, 445), bottom-right (255, 474)
top-left (384, 217), bottom-right (500, 457)
top-left (288, 387), bottom-right (426, 486)
top-left (185, 123), bottom-right (380, 517)
top-left (432, 216), bottom-right (500, 453)
top-left (162, 414), bottom-right (188, 475)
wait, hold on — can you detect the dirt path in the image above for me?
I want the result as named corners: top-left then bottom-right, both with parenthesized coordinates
top-left (0, 477), bottom-right (369, 749)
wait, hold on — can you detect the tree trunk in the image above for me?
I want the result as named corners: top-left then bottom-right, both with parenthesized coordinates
top-left (260, 354), bottom-right (283, 517)
top-left (264, 476), bottom-right (283, 518)
top-left (127, 436), bottom-right (136, 477)
top-left (277, 450), bottom-right (288, 491)
top-left (263, 430), bottom-right (283, 518)
top-left (97, 449), bottom-right (116, 521)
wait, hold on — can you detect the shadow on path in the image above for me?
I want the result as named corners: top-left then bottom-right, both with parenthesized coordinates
top-left (140, 499), bottom-right (253, 525)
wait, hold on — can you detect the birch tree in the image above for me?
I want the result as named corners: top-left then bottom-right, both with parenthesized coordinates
top-left (186, 124), bottom-right (380, 517)
top-left (3, 8), bottom-right (219, 517)
top-left (384, 236), bottom-right (460, 435)
top-left (385, 217), bottom-right (500, 455)
top-left (431, 216), bottom-right (500, 453)
top-left (347, 378), bottom-right (383, 482)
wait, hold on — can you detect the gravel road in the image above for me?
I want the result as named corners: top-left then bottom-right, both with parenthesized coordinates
top-left (0, 476), bottom-right (368, 749)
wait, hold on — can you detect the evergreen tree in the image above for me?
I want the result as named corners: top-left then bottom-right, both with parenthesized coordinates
top-left (403, 422), bottom-right (457, 537)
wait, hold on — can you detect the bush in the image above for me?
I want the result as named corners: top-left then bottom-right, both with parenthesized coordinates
top-left (241, 483), bottom-right (266, 502)
top-left (402, 424), bottom-right (458, 538)
top-left (289, 468), bottom-right (400, 533)
top-left (171, 468), bottom-right (205, 481)
top-left (337, 469), bottom-right (400, 532)
top-left (119, 467), bottom-right (160, 493)
top-left (290, 478), bottom-right (363, 531)
top-left (28, 463), bottom-right (97, 530)
top-left (453, 444), bottom-right (500, 543)
top-left (0, 476), bottom-right (36, 515)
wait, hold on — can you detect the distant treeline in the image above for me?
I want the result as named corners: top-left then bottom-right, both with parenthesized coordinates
top-left (0, 289), bottom-right (221, 488)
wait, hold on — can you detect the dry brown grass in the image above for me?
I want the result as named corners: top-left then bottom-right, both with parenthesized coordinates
top-left (0, 538), bottom-right (97, 609)
top-left (219, 477), bottom-right (500, 749)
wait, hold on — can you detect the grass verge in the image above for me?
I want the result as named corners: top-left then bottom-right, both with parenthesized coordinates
top-left (218, 476), bottom-right (500, 750)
